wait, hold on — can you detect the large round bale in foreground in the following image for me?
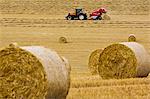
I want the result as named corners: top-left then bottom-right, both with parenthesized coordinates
top-left (98, 42), bottom-right (150, 79)
top-left (88, 49), bottom-right (103, 75)
top-left (128, 34), bottom-right (136, 42)
top-left (61, 56), bottom-right (71, 74)
top-left (148, 73), bottom-right (150, 78)
top-left (0, 45), bottom-right (70, 99)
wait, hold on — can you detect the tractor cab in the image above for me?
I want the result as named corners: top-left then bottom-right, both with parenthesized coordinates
top-left (76, 8), bottom-right (83, 16)
top-left (66, 8), bottom-right (87, 20)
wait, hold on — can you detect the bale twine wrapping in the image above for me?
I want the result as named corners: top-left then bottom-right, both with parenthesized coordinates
top-left (88, 49), bottom-right (103, 75)
top-left (59, 37), bottom-right (67, 43)
top-left (0, 46), bottom-right (70, 99)
top-left (128, 34), bottom-right (136, 42)
top-left (61, 56), bottom-right (71, 74)
top-left (98, 42), bottom-right (150, 79)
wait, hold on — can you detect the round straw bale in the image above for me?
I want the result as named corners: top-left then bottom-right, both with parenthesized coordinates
top-left (98, 42), bottom-right (150, 79)
top-left (102, 14), bottom-right (111, 20)
top-left (60, 56), bottom-right (71, 95)
top-left (88, 49), bottom-right (103, 75)
top-left (9, 42), bottom-right (18, 48)
top-left (148, 73), bottom-right (150, 78)
top-left (0, 46), bottom-right (70, 99)
top-left (59, 37), bottom-right (68, 43)
top-left (128, 34), bottom-right (136, 42)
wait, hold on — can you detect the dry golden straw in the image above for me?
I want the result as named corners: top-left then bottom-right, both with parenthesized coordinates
top-left (61, 56), bottom-right (71, 74)
top-left (98, 42), bottom-right (150, 79)
top-left (102, 14), bottom-right (111, 20)
top-left (9, 42), bottom-right (18, 48)
top-left (128, 34), bottom-right (136, 42)
top-left (59, 37), bottom-right (68, 43)
top-left (0, 45), bottom-right (70, 99)
top-left (148, 73), bottom-right (150, 78)
top-left (88, 49), bottom-right (103, 75)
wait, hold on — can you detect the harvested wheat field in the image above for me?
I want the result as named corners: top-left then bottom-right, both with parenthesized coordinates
top-left (0, 0), bottom-right (150, 98)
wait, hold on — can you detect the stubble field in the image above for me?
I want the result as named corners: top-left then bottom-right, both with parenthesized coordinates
top-left (0, 0), bottom-right (150, 99)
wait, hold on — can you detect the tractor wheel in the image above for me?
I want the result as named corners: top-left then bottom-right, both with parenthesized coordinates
top-left (67, 16), bottom-right (73, 20)
top-left (78, 14), bottom-right (85, 20)
top-left (96, 16), bottom-right (102, 20)
top-left (99, 16), bottom-right (102, 20)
